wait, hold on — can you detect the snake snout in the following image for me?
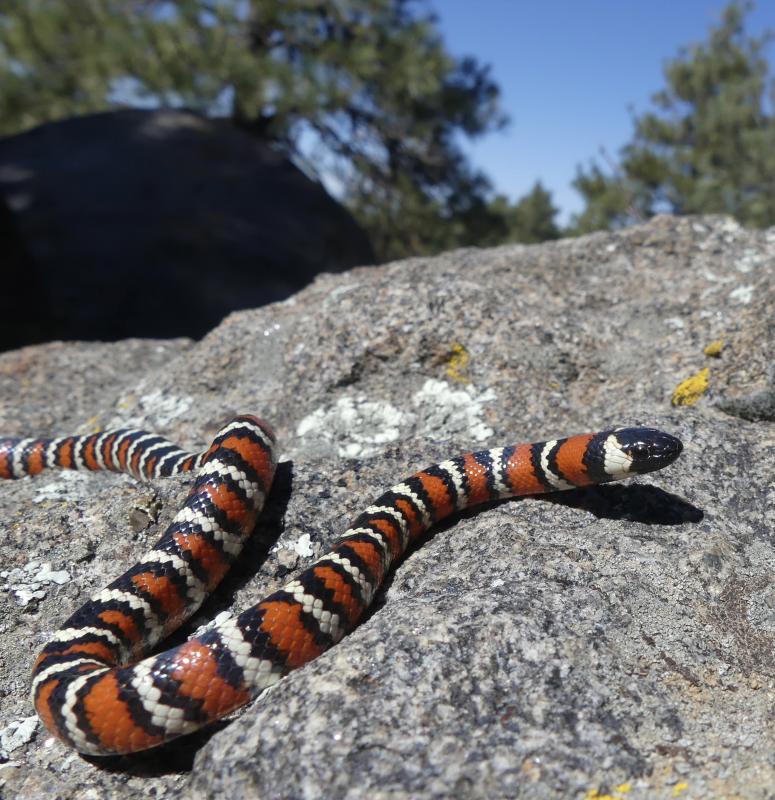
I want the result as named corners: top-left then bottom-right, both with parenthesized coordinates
top-left (617, 427), bottom-right (683, 474)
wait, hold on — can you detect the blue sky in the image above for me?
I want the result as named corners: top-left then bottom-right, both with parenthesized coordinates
top-left (433, 1), bottom-right (774, 224)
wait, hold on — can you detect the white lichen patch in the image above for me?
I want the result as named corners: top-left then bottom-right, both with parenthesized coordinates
top-left (719, 217), bottom-right (742, 234)
top-left (297, 396), bottom-right (406, 458)
top-left (736, 249), bottom-right (764, 273)
top-left (1, 560), bottom-right (72, 607)
top-left (326, 282), bottom-right (360, 302)
top-left (114, 388), bottom-right (194, 428)
top-left (729, 285), bottom-right (754, 304)
top-left (0, 716), bottom-right (38, 752)
top-left (700, 268), bottom-right (733, 284)
top-left (297, 380), bottom-right (497, 456)
top-left (293, 533), bottom-right (315, 558)
top-left (33, 564), bottom-right (70, 585)
top-left (32, 470), bottom-right (102, 505)
top-left (412, 379), bottom-right (495, 441)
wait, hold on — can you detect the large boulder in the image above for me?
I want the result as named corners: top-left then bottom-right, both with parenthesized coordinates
top-left (0, 109), bottom-right (374, 350)
top-left (0, 216), bottom-right (772, 798)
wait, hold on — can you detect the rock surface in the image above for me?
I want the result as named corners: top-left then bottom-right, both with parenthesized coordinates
top-left (0, 109), bottom-right (375, 351)
top-left (0, 215), bottom-right (773, 799)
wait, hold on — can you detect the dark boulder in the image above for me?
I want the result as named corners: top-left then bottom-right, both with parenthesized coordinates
top-left (0, 109), bottom-right (374, 349)
top-left (0, 195), bottom-right (52, 350)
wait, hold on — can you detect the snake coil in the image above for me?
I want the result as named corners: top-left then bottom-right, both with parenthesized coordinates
top-left (0, 419), bottom-right (682, 755)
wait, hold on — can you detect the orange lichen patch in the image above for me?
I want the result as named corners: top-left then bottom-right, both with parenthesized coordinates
top-left (505, 445), bottom-right (545, 495)
top-left (173, 531), bottom-right (228, 589)
top-left (312, 564), bottom-right (363, 621)
top-left (203, 483), bottom-right (256, 532)
top-left (33, 677), bottom-right (61, 737)
top-left (462, 452), bottom-right (491, 504)
top-left (82, 437), bottom-right (100, 470)
top-left (26, 441), bottom-right (47, 475)
top-left (367, 517), bottom-right (403, 558)
top-left (342, 539), bottom-right (384, 584)
top-left (394, 497), bottom-right (424, 538)
top-left (259, 599), bottom-right (325, 667)
top-left (58, 438), bottom-right (75, 469)
top-left (98, 610), bottom-right (142, 644)
top-left (131, 572), bottom-right (186, 619)
top-left (83, 671), bottom-right (165, 753)
top-left (171, 641), bottom-right (250, 716)
top-left (417, 471), bottom-right (454, 520)
top-left (553, 434), bottom-right (595, 487)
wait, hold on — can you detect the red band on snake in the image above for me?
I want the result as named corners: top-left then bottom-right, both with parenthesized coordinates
top-left (1, 419), bottom-right (682, 755)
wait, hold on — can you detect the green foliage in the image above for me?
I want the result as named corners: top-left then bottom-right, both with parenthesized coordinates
top-left (0, 2), bottom-right (247, 127)
top-left (0, 0), bottom-right (543, 260)
top-left (503, 181), bottom-right (561, 244)
top-left (572, 0), bottom-right (775, 233)
top-left (481, 182), bottom-right (561, 247)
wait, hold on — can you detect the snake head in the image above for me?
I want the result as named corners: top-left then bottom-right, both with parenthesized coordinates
top-left (611, 427), bottom-right (683, 475)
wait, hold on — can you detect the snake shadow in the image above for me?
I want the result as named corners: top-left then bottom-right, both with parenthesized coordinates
top-left (86, 475), bottom-right (702, 774)
top-left (363, 482), bottom-right (703, 622)
top-left (540, 482), bottom-right (703, 526)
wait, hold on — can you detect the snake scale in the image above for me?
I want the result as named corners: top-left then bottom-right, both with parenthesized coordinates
top-left (0, 418), bottom-right (682, 755)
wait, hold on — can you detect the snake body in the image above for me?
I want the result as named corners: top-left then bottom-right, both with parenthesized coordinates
top-left (0, 419), bottom-right (682, 755)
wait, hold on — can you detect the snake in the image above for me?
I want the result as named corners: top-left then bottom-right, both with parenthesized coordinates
top-left (0, 418), bottom-right (682, 756)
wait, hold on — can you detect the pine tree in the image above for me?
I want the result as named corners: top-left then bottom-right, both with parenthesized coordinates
top-left (505, 181), bottom-right (561, 244)
top-left (572, 0), bottom-right (775, 233)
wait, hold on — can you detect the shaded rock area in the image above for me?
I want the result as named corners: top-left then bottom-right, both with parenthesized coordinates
top-left (0, 215), bottom-right (773, 799)
top-left (0, 109), bottom-right (375, 351)
top-left (0, 196), bottom-right (51, 351)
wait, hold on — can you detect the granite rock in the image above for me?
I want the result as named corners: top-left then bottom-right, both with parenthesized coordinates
top-left (0, 215), bottom-right (773, 799)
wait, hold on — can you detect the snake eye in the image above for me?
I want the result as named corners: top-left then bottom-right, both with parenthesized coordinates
top-left (630, 443), bottom-right (649, 459)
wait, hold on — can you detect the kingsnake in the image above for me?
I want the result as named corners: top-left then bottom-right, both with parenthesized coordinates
top-left (1, 419), bottom-right (682, 756)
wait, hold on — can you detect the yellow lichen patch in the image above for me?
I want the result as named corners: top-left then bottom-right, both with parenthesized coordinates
top-left (703, 339), bottom-right (724, 357)
top-left (671, 368), bottom-right (709, 406)
top-left (83, 415), bottom-right (103, 433)
top-left (584, 785), bottom-right (631, 800)
top-left (117, 393), bottom-right (137, 410)
top-left (672, 782), bottom-right (689, 797)
top-left (445, 342), bottom-right (470, 383)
